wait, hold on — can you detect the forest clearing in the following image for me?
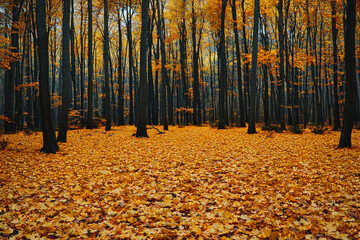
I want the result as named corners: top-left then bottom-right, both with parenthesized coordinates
top-left (1, 126), bottom-right (360, 239)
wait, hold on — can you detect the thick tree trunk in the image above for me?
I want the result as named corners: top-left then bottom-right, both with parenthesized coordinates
top-left (136, 0), bottom-right (149, 137)
top-left (36, 0), bottom-right (59, 153)
top-left (338, 0), bottom-right (356, 148)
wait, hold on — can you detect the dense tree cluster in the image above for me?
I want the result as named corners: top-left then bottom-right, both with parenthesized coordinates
top-left (0, 0), bottom-right (358, 151)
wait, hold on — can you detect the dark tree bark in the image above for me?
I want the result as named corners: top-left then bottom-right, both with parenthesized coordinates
top-left (248, 0), bottom-right (260, 134)
top-left (241, 0), bottom-right (250, 121)
top-left (156, 0), bottom-right (168, 130)
top-left (70, 0), bottom-right (76, 110)
top-left (338, 0), bottom-right (357, 148)
top-left (5, 0), bottom-right (24, 133)
top-left (147, 10), bottom-right (155, 125)
top-left (191, 0), bottom-right (201, 126)
top-left (57, 0), bottom-right (71, 142)
top-left (80, 0), bottom-right (85, 126)
top-left (331, 0), bottom-right (341, 131)
top-left (35, 0), bottom-right (59, 153)
top-left (86, 0), bottom-right (94, 129)
top-left (277, 0), bottom-right (286, 130)
top-left (218, 0), bottom-right (228, 130)
top-left (179, 8), bottom-right (189, 125)
top-left (104, 0), bottom-right (111, 131)
top-left (230, 0), bottom-right (245, 127)
top-left (118, 12), bottom-right (125, 125)
top-left (136, 0), bottom-right (149, 137)
top-left (126, 4), bottom-right (134, 125)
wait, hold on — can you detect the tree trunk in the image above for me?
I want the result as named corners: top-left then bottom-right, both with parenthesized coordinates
top-left (338, 0), bottom-right (356, 148)
top-left (218, 0), bottom-right (228, 129)
top-left (230, 0), bottom-right (245, 127)
top-left (104, 0), bottom-right (111, 131)
top-left (248, 0), bottom-right (260, 134)
top-left (5, 0), bottom-right (23, 133)
top-left (278, 0), bottom-right (286, 130)
top-left (86, 0), bottom-right (94, 129)
top-left (191, 0), bottom-right (201, 126)
top-left (35, 0), bottom-right (59, 153)
top-left (136, 0), bottom-right (149, 137)
top-left (331, 0), bottom-right (341, 130)
top-left (179, 13), bottom-right (189, 125)
top-left (57, 0), bottom-right (71, 142)
top-left (126, 7), bottom-right (134, 125)
top-left (70, 0), bottom-right (76, 111)
top-left (118, 14), bottom-right (125, 126)
top-left (156, 0), bottom-right (168, 130)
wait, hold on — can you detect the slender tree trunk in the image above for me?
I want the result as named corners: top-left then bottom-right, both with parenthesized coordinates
top-left (241, 0), bottom-right (250, 122)
top-left (218, 0), bottom-right (228, 129)
top-left (154, 40), bottom-right (160, 125)
top-left (70, 0), bottom-right (76, 111)
top-left (57, 0), bottom-right (71, 142)
top-left (80, 0), bottom-right (85, 126)
top-left (118, 14), bottom-right (125, 126)
top-left (5, 0), bottom-right (23, 133)
top-left (36, 0), bottom-right (59, 153)
top-left (86, 0), bottom-right (94, 129)
top-left (103, 0), bottom-right (111, 131)
top-left (191, 0), bottom-right (201, 126)
top-left (156, 0), bottom-right (168, 130)
top-left (331, 0), bottom-right (341, 130)
top-left (278, 0), bottom-right (286, 130)
top-left (231, 0), bottom-right (245, 127)
top-left (147, 13), bottom-right (154, 125)
top-left (338, 0), bottom-right (356, 148)
top-left (248, 0), bottom-right (260, 133)
top-left (179, 14), bottom-right (189, 125)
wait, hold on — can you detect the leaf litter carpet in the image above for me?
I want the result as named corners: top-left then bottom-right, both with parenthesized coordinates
top-left (1, 126), bottom-right (360, 239)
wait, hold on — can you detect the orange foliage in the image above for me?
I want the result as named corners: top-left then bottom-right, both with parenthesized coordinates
top-left (1, 126), bottom-right (360, 238)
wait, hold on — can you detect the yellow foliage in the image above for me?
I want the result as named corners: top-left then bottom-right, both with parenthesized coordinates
top-left (1, 126), bottom-right (360, 238)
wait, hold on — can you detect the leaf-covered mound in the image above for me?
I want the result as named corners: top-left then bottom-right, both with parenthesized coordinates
top-left (1, 126), bottom-right (360, 239)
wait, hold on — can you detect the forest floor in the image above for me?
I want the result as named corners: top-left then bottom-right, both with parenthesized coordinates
top-left (1, 126), bottom-right (360, 239)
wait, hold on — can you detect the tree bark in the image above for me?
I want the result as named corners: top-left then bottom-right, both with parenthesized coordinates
top-left (35, 0), bottom-right (59, 153)
top-left (278, 0), bottom-right (286, 130)
top-left (156, 0), bottom-right (168, 130)
top-left (230, 0), bottom-right (245, 127)
top-left (57, 0), bottom-right (71, 142)
top-left (331, 0), bottom-right (341, 130)
top-left (118, 13), bottom-right (125, 126)
top-left (218, 0), bottom-right (228, 129)
top-left (248, 0), bottom-right (260, 134)
top-left (136, 0), bottom-right (149, 137)
top-left (86, 0), bottom-right (94, 129)
top-left (104, 0), bottom-right (111, 131)
top-left (338, 0), bottom-right (356, 148)
top-left (5, 0), bottom-right (23, 133)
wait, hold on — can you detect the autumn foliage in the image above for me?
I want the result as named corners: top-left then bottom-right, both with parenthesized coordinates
top-left (1, 126), bottom-right (360, 239)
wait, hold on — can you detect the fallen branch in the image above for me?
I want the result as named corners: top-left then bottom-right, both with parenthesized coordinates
top-left (151, 125), bottom-right (165, 134)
